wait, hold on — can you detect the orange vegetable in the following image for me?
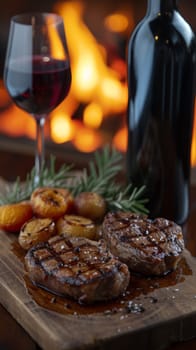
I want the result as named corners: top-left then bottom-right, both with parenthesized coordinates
top-left (0, 201), bottom-right (33, 233)
top-left (31, 187), bottom-right (73, 219)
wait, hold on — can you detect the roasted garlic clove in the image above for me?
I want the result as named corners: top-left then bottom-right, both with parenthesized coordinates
top-left (74, 192), bottom-right (107, 222)
top-left (18, 217), bottom-right (56, 250)
top-left (56, 214), bottom-right (97, 240)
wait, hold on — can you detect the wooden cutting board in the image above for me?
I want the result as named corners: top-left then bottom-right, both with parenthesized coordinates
top-left (1, 229), bottom-right (196, 350)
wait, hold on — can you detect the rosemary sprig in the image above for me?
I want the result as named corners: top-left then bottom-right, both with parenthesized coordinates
top-left (0, 146), bottom-right (149, 215)
top-left (35, 155), bottom-right (74, 188)
top-left (0, 177), bottom-right (27, 205)
top-left (0, 156), bottom-right (74, 205)
top-left (105, 184), bottom-right (149, 214)
top-left (70, 146), bottom-right (123, 196)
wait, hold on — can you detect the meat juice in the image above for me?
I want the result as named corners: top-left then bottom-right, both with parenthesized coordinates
top-left (11, 241), bottom-right (192, 316)
top-left (4, 56), bottom-right (71, 116)
top-left (127, 0), bottom-right (196, 224)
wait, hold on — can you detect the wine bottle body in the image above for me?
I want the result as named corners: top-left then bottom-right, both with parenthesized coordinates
top-left (127, 10), bottom-right (196, 224)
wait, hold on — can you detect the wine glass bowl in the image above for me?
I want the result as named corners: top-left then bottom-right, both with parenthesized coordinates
top-left (4, 13), bottom-right (71, 184)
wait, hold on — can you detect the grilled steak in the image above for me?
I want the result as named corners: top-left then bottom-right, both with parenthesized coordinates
top-left (25, 234), bottom-right (130, 304)
top-left (102, 212), bottom-right (184, 276)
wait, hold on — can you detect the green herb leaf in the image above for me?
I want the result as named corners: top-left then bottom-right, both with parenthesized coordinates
top-left (0, 146), bottom-right (149, 215)
top-left (71, 145), bottom-right (123, 196)
top-left (0, 156), bottom-right (74, 205)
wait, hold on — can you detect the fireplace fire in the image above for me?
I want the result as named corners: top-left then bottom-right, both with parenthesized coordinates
top-left (0, 0), bottom-right (195, 168)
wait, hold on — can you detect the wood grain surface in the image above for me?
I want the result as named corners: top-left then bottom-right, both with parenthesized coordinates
top-left (1, 228), bottom-right (196, 350)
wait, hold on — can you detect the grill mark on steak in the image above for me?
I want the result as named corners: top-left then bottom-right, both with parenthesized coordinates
top-left (25, 234), bottom-right (130, 303)
top-left (113, 215), bottom-right (167, 256)
top-left (102, 212), bottom-right (184, 276)
top-left (31, 243), bottom-right (101, 281)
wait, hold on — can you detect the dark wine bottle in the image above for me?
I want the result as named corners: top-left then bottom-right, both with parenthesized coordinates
top-left (127, 0), bottom-right (196, 225)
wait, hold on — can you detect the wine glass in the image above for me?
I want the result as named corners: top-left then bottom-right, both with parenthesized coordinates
top-left (4, 13), bottom-right (71, 184)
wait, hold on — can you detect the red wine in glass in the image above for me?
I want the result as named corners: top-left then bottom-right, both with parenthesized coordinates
top-left (4, 13), bottom-right (72, 184)
top-left (5, 56), bottom-right (71, 117)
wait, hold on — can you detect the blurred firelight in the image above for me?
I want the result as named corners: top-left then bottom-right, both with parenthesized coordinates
top-left (74, 54), bottom-right (99, 101)
top-left (104, 13), bottom-right (129, 33)
top-left (99, 76), bottom-right (127, 113)
top-left (0, 104), bottom-right (35, 139)
top-left (113, 126), bottom-right (127, 152)
top-left (50, 112), bottom-right (74, 144)
top-left (191, 100), bottom-right (196, 166)
top-left (83, 103), bottom-right (103, 129)
top-left (54, 1), bottom-right (128, 111)
top-left (72, 125), bottom-right (102, 153)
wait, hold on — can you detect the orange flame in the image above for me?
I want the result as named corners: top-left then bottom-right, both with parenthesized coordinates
top-left (54, 1), bottom-right (128, 109)
top-left (39, 0), bottom-right (129, 152)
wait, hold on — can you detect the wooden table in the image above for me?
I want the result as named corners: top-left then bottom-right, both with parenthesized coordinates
top-left (1, 180), bottom-right (196, 350)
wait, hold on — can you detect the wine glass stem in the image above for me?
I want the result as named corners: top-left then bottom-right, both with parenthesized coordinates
top-left (34, 116), bottom-right (46, 185)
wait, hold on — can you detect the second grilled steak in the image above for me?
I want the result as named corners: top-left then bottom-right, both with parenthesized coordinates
top-left (25, 234), bottom-right (130, 304)
top-left (102, 212), bottom-right (185, 276)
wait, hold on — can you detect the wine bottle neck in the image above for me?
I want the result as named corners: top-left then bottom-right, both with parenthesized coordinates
top-left (147, 0), bottom-right (178, 15)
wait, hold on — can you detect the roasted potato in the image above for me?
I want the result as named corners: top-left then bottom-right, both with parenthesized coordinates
top-left (18, 217), bottom-right (56, 250)
top-left (0, 201), bottom-right (33, 233)
top-left (56, 214), bottom-right (97, 240)
top-left (74, 192), bottom-right (107, 221)
top-left (31, 187), bottom-right (73, 219)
